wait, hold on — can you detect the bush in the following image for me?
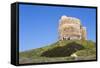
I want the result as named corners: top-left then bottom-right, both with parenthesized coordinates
top-left (41, 42), bottom-right (84, 57)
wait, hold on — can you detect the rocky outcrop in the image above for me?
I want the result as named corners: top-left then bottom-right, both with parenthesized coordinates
top-left (58, 15), bottom-right (87, 40)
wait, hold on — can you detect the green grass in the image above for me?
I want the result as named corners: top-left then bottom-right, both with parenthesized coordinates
top-left (74, 48), bottom-right (96, 56)
top-left (19, 40), bottom-right (96, 64)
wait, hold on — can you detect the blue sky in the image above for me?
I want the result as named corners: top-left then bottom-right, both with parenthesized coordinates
top-left (19, 4), bottom-right (96, 52)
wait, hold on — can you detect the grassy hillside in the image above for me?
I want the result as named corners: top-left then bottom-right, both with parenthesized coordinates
top-left (19, 40), bottom-right (96, 64)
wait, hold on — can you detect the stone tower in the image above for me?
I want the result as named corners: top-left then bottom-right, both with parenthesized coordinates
top-left (58, 15), bottom-right (87, 40)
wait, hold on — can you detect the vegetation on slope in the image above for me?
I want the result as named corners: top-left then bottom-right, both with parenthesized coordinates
top-left (19, 40), bottom-right (96, 64)
top-left (41, 42), bottom-right (84, 57)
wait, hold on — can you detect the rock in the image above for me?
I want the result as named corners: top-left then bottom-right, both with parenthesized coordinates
top-left (58, 15), bottom-right (87, 40)
top-left (71, 53), bottom-right (78, 58)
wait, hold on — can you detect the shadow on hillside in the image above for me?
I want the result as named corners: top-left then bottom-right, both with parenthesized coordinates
top-left (41, 42), bottom-right (84, 57)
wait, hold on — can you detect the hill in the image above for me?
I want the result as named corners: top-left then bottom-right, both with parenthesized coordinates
top-left (19, 40), bottom-right (96, 64)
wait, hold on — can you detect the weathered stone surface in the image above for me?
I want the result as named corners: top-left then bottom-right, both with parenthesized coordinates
top-left (58, 15), bottom-right (87, 40)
